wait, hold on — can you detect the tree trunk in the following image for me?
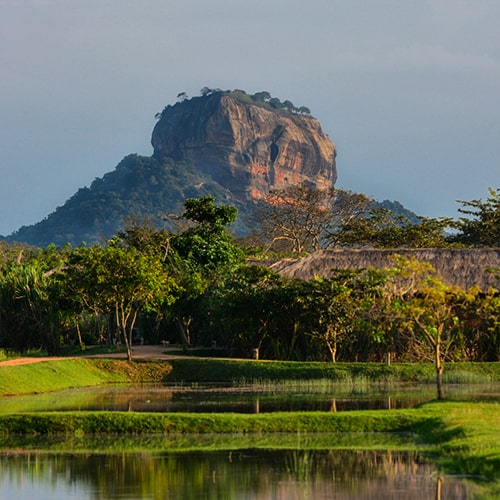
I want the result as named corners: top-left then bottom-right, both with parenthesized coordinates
top-left (123, 329), bottom-right (133, 362)
top-left (435, 476), bottom-right (443, 500)
top-left (384, 352), bottom-right (391, 366)
top-left (176, 317), bottom-right (190, 346)
top-left (326, 339), bottom-right (337, 363)
top-left (116, 304), bottom-right (132, 362)
top-left (435, 340), bottom-right (445, 400)
top-left (76, 319), bottom-right (84, 349)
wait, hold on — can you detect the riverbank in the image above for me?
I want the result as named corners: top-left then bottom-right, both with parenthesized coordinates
top-left (1, 355), bottom-right (500, 396)
top-left (0, 358), bottom-right (172, 396)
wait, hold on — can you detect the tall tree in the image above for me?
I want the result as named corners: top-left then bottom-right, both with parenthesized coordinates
top-left (172, 195), bottom-right (241, 272)
top-left (167, 196), bottom-right (242, 346)
top-left (0, 260), bottom-right (62, 354)
top-left (301, 274), bottom-right (358, 362)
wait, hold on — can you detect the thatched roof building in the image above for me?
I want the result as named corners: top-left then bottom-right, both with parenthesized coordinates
top-left (271, 249), bottom-right (500, 291)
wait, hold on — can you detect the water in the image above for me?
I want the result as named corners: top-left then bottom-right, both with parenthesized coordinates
top-left (1, 383), bottom-right (499, 414)
top-left (0, 449), bottom-right (478, 499)
top-left (0, 384), bottom-right (496, 498)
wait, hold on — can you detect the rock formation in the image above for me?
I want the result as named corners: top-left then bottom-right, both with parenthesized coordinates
top-left (5, 90), bottom-right (339, 246)
top-left (151, 91), bottom-right (337, 202)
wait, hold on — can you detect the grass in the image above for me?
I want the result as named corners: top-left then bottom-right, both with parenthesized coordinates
top-left (0, 432), bottom-right (417, 455)
top-left (0, 408), bottom-right (425, 434)
top-left (0, 359), bottom-right (172, 395)
top-left (0, 402), bottom-right (497, 481)
top-left (164, 358), bottom-right (500, 384)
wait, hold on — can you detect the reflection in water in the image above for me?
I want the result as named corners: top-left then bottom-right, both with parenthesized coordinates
top-left (0, 449), bottom-right (476, 500)
top-left (1, 383), bottom-right (499, 415)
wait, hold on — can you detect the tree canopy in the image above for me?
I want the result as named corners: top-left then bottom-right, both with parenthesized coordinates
top-left (451, 187), bottom-right (500, 247)
top-left (1, 190), bottom-right (499, 376)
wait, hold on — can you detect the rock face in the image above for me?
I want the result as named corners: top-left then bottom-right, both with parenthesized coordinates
top-left (151, 92), bottom-right (337, 201)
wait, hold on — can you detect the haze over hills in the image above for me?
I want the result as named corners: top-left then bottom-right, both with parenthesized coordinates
top-left (3, 89), bottom-right (415, 247)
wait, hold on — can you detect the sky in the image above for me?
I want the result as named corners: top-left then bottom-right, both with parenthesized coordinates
top-left (1, 0), bottom-right (499, 236)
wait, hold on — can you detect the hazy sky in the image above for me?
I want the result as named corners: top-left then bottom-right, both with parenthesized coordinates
top-left (1, 0), bottom-right (499, 236)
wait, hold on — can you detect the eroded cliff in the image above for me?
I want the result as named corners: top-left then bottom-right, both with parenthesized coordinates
top-left (151, 92), bottom-right (337, 201)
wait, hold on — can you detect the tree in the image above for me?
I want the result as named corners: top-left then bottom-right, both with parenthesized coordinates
top-left (0, 259), bottom-right (63, 355)
top-left (171, 195), bottom-right (242, 272)
top-left (166, 196), bottom-right (242, 346)
top-left (324, 190), bottom-right (390, 248)
top-left (268, 97), bottom-right (283, 109)
top-left (282, 100), bottom-right (297, 113)
top-left (251, 185), bottom-right (336, 254)
top-left (250, 185), bottom-right (454, 252)
top-left (66, 243), bottom-right (176, 361)
top-left (382, 256), bottom-right (462, 399)
top-left (301, 274), bottom-right (358, 362)
top-left (252, 91), bottom-right (271, 102)
top-left (461, 287), bottom-right (500, 361)
top-left (206, 266), bottom-right (287, 357)
top-left (337, 214), bottom-right (453, 248)
top-left (118, 215), bottom-right (173, 262)
top-left (200, 87), bottom-right (221, 97)
top-left (450, 187), bottom-right (500, 246)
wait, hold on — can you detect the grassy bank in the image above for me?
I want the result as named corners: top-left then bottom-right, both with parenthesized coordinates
top-left (0, 359), bottom-right (172, 396)
top-left (1, 357), bottom-right (500, 396)
top-left (165, 359), bottom-right (500, 384)
top-left (0, 402), bottom-right (498, 482)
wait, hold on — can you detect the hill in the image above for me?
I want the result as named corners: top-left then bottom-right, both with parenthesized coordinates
top-left (5, 89), bottom-right (338, 247)
top-left (4, 88), bottom-right (417, 247)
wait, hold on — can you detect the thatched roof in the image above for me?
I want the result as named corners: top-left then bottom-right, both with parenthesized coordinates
top-left (271, 248), bottom-right (500, 291)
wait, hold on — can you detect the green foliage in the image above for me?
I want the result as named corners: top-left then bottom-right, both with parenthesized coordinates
top-left (450, 187), bottom-right (500, 246)
top-left (66, 243), bottom-right (177, 360)
top-left (189, 87), bottom-right (313, 115)
top-left (338, 215), bottom-right (453, 248)
top-left (172, 195), bottom-right (242, 273)
top-left (2, 186), bottom-right (500, 363)
top-left (0, 249), bottom-right (69, 354)
top-left (381, 256), bottom-right (470, 399)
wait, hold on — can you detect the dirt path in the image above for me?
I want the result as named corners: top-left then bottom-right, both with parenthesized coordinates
top-left (0, 345), bottom-right (187, 367)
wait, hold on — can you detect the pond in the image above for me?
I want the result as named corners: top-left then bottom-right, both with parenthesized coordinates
top-left (1, 383), bottom-right (497, 498)
top-left (1, 382), bottom-right (499, 414)
top-left (0, 448), bottom-right (479, 499)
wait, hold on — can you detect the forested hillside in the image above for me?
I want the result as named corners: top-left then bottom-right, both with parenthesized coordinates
top-left (6, 154), bottom-right (245, 246)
